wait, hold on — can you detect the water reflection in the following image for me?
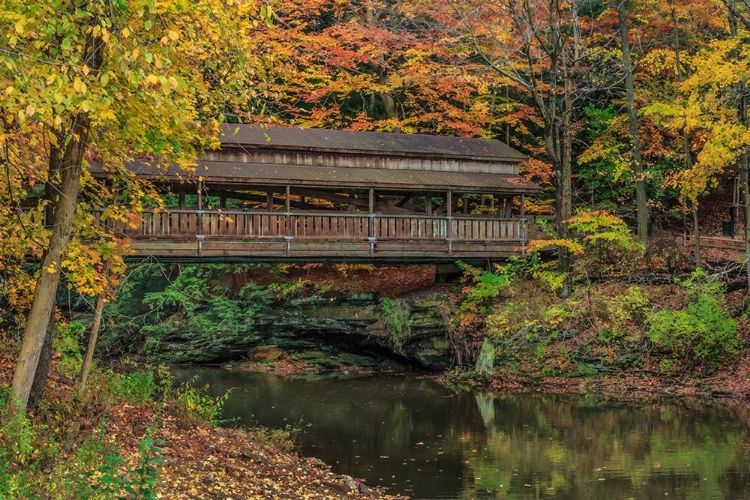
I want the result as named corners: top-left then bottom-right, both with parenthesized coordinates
top-left (174, 367), bottom-right (750, 499)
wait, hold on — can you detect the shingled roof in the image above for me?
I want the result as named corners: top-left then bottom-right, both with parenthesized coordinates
top-left (220, 125), bottom-right (528, 163)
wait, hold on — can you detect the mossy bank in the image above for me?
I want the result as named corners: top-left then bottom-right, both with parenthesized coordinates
top-left (93, 260), bottom-right (750, 399)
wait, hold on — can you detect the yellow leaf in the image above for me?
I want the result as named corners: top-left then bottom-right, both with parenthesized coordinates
top-left (47, 130), bottom-right (59, 145)
top-left (45, 263), bottom-right (57, 274)
top-left (82, 64), bottom-right (90, 75)
top-left (168, 30), bottom-right (179, 41)
top-left (25, 104), bottom-right (35, 116)
top-left (4, 86), bottom-right (13, 95)
top-left (73, 77), bottom-right (85, 94)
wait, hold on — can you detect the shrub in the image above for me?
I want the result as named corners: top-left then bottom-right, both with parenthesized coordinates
top-left (175, 379), bottom-right (229, 424)
top-left (592, 286), bottom-right (650, 339)
top-left (457, 261), bottom-right (512, 307)
top-left (0, 399), bottom-right (34, 499)
top-left (55, 320), bottom-right (87, 377)
top-left (526, 210), bottom-right (645, 287)
top-left (380, 297), bottom-right (410, 351)
top-left (566, 210), bottom-right (644, 278)
top-left (648, 293), bottom-right (738, 371)
top-left (92, 436), bottom-right (163, 499)
top-left (107, 370), bottom-right (157, 403)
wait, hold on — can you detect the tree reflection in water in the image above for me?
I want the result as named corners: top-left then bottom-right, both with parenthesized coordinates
top-left (174, 367), bottom-right (750, 499)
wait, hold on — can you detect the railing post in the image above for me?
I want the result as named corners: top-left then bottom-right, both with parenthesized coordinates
top-left (196, 234), bottom-right (204, 256)
top-left (284, 185), bottom-right (292, 256)
top-left (446, 191), bottom-right (453, 257)
top-left (196, 181), bottom-right (204, 256)
top-left (368, 188), bottom-right (376, 257)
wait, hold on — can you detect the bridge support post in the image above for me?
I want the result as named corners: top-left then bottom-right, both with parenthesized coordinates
top-left (284, 236), bottom-right (293, 257)
top-left (446, 190), bottom-right (453, 256)
top-left (368, 188), bottom-right (376, 257)
top-left (284, 185), bottom-right (292, 256)
top-left (196, 181), bottom-right (204, 256)
top-left (520, 194), bottom-right (527, 256)
top-left (196, 234), bottom-right (204, 256)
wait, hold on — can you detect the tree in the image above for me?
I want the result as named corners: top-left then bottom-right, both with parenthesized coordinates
top-left (445, 0), bottom-right (602, 293)
top-left (240, 0), bottom-right (494, 135)
top-left (0, 0), bottom-right (266, 412)
top-left (615, 0), bottom-right (648, 243)
top-left (646, 4), bottom-right (750, 280)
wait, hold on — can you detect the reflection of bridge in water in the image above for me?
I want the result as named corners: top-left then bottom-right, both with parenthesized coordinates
top-left (93, 125), bottom-right (540, 261)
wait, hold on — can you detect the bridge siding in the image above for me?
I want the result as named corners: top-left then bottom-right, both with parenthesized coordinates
top-left (202, 150), bottom-right (519, 175)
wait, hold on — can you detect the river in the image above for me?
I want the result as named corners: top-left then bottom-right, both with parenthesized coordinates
top-left (174, 367), bottom-right (750, 499)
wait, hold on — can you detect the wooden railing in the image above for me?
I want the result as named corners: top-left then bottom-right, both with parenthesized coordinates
top-left (99, 209), bottom-right (525, 241)
top-left (94, 209), bottom-right (527, 259)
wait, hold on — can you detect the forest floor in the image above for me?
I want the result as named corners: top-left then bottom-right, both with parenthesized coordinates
top-left (0, 350), bottom-right (406, 499)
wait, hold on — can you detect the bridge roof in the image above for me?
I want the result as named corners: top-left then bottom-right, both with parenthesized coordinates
top-left (220, 125), bottom-right (528, 163)
top-left (91, 126), bottom-right (540, 194)
top-left (128, 160), bottom-right (539, 194)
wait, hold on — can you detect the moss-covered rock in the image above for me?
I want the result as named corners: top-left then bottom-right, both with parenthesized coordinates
top-left (112, 271), bottom-right (451, 370)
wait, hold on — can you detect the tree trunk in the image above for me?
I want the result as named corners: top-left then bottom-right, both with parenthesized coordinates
top-left (558, 65), bottom-right (575, 295)
top-left (741, 157), bottom-right (750, 291)
top-left (670, 0), bottom-right (701, 267)
top-left (561, 70), bottom-right (574, 225)
top-left (692, 203), bottom-right (701, 267)
top-left (26, 164), bottom-right (63, 408)
top-left (10, 143), bottom-right (85, 412)
top-left (8, 22), bottom-right (104, 414)
top-left (377, 69), bottom-right (397, 119)
top-left (744, 171), bottom-right (750, 292)
top-left (28, 307), bottom-right (55, 408)
top-left (729, 6), bottom-right (750, 290)
top-left (78, 290), bottom-right (106, 393)
top-left (618, 0), bottom-right (648, 243)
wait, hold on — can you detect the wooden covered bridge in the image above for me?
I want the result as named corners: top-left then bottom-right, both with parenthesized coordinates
top-left (93, 125), bottom-right (540, 261)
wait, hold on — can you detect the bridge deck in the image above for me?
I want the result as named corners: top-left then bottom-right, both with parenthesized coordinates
top-left (103, 209), bottom-right (527, 260)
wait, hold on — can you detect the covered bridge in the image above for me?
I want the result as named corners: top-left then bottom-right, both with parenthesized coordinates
top-left (95, 125), bottom-right (540, 261)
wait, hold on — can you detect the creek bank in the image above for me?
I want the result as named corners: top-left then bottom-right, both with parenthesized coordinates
top-left (443, 367), bottom-right (750, 402)
top-left (0, 350), bottom-right (406, 500)
top-left (103, 263), bottom-right (750, 400)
